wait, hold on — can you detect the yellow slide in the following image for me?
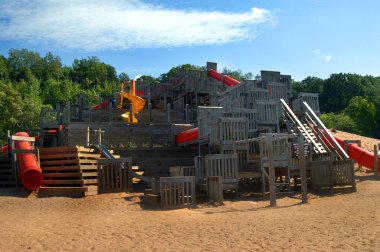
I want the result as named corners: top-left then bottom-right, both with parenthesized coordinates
top-left (119, 80), bottom-right (145, 123)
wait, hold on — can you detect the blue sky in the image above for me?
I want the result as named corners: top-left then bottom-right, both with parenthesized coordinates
top-left (0, 0), bottom-right (379, 81)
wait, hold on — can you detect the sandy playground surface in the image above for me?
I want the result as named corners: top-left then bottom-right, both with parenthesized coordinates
top-left (0, 131), bottom-right (379, 252)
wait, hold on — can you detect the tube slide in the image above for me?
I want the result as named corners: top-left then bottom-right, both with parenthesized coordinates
top-left (333, 135), bottom-right (380, 171)
top-left (93, 100), bottom-right (110, 110)
top-left (14, 132), bottom-right (43, 190)
top-left (176, 127), bottom-right (198, 145)
top-left (208, 69), bottom-right (240, 87)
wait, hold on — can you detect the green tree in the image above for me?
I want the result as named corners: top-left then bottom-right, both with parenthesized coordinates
top-left (0, 56), bottom-right (9, 80)
top-left (343, 96), bottom-right (377, 136)
top-left (7, 48), bottom-right (43, 81)
top-left (320, 113), bottom-right (358, 133)
top-left (222, 68), bottom-right (253, 81)
top-left (321, 73), bottom-right (365, 113)
top-left (302, 76), bottom-right (324, 94)
top-left (0, 81), bottom-right (43, 144)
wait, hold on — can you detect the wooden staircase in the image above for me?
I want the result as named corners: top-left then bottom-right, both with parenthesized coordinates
top-left (39, 147), bottom-right (86, 197)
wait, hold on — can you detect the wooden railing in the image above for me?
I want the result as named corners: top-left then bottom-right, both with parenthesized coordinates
top-left (97, 158), bottom-right (133, 194)
top-left (160, 176), bottom-right (196, 209)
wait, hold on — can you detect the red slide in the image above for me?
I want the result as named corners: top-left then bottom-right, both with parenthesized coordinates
top-left (176, 127), bottom-right (198, 145)
top-left (333, 135), bottom-right (380, 171)
top-left (208, 69), bottom-right (240, 87)
top-left (14, 132), bottom-right (43, 190)
top-left (93, 100), bottom-right (110, 110)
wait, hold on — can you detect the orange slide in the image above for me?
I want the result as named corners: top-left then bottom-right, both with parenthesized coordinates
top-left (119, 80), bottom-right (145, 123)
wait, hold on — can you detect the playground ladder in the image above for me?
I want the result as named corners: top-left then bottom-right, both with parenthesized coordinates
top-left (280, 99), bottom-right (326, 154)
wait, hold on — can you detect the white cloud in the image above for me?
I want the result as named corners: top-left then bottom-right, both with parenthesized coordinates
top-left (313, 48), bottom-right (332, 62)
top-left (0, 0), bottom-right (275, 51)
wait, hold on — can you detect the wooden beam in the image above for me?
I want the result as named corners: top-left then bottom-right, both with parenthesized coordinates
top-left (267, 135), bottom-right (276, 207)
top-left (299, 135), bottom-right (308, 204)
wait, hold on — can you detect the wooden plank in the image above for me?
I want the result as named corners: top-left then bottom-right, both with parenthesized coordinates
top-left (40, 159), bottom-right (79, 166)
top-left (40, 153), bottom-right (78, 160)
top-left (43, 173), bottom-right (82, 178)
top-left (39, 146), bottom-right (78, 153)
top-left (41, 166), bottom-right (81, 171)
top-left (38, 187), bottom-right (87, 198)
top-left (43, 180), bottom-right (84, 185)
top-left (78, 153), bottom-right (101, 158)
top-left (80, 165), bottom-right (98, 170)
top-left (81, 172), bottom-right (98, 177)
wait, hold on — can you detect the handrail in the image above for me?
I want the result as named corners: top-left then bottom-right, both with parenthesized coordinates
top-left (302, 101), bottom-right (349, 159)
top-left (280, 99), bottom-right (325, 153)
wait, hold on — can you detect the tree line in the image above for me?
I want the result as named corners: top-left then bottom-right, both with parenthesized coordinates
top-left (0, 48), bottom-right (378, 144)
top-left (293, 75), bottom-right (380, 138)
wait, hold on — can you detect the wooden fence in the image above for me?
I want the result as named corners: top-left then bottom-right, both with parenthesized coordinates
top-left (97, 158), bottom-right (133, 194)
top-left (205, 154), bottom-right (238, 192)
top-left (194, 156), bottom-right (205, 184)
top-left (160, 176), bottom-right (196, 209)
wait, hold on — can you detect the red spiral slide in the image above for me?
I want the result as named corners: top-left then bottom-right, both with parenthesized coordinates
top-left (14, 132), bottom-right (43, 190)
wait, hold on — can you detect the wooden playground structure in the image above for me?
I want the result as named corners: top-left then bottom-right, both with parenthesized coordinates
top-left (1, 61), bottom-right (378, 208)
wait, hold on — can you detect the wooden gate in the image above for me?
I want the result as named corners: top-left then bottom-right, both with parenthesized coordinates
top-left (97, 158), bottom-right (133, 194)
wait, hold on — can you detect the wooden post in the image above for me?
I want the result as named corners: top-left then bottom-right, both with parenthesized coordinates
top-left (108, 102), bottom-right (113, 123)
top-left (56, 103), bottom-right (60, 124)
top-left (344, 140), bottom-right (362, 171)
top-left (39, 110), bottom-right (44, 147)
top-left (6, 130), bottom-right (10, 158)
top-left (129, 103), bottom-right (133, 124)
top-left (108, 123), bottom-right (111, 148)
top-left (207, 176), bottom-right (223, 204)
top-left (164, 94), bottom-right (167, 110)
top-left (185, 104), bottom-right (189, 123)
top-left (86, 126), bottom-right (90, 147)
top-left (98, 129), bottom-right (102, 145)
top-left (148, 103), bottom-right (152, 124)
top-left (66, 102), bottom-right (71, 124)
top-left (374, 144), bottom-right (378, 177)
top-left (267, 135), bottom-right (276, 207)
top-left (299, 135), bottom-right (308, 204)
top-left (167, 103), bottom-right (171, 124)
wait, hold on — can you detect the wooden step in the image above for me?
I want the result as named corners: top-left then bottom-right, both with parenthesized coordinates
top-left (43, 180), bottom-right (84, 186)
top-left (82, 172), bottom-right (98, 177)
top-left (40, 159), bottom-right (79, 166)
top-left (43, 172), bottom-right (82, 178)
top-left (40, 153), bottom-right (78, 160)
top-left (38, 186), bottom-right (87, 197)
top-left (41, 166), bottom-right (81, 172)
top-left (83, 179), bottom-right (98, 185)
top-left (0, 169), bottom-right (13, 174)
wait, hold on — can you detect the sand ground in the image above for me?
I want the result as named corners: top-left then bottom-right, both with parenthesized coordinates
top-left (0, 171), bottom-right (378, 252)
top-left (0, 131), bottom-right (379, 251)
